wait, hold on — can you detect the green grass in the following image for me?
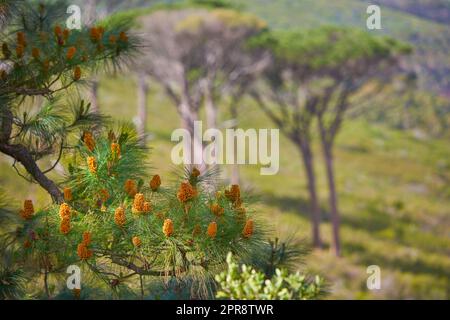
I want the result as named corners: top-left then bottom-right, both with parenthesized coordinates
top-left (2, 73), bottom-right (449, 299)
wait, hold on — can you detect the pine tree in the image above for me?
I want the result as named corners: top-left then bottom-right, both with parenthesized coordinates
top-left (0, 0), bottom-right (137, 202)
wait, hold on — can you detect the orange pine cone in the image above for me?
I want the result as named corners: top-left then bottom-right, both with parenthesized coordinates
top-left (23, 239), bottom-right (32, 248)
top-left (163, 218), bottom-right (173, 237)
top-left (111, 143), bottom-right (120, 159)
top-left (150, 174), bottom-right (161, 191)
top-left (242, 219), bottom-right (254, 238)
top-left (109, 35), bottom-right (117, 44)
top-left (235, 205), bottom-right (246, 217)
top-left (191, 167), bottom-right (200, 178)
top-left (132, 193), bottom-right (145, 214)
top-left (119, 31), bottom-right (128, 43)
top-left (114, 207), bottom-right (126, 227)
top-left (207, 222), bottom-right (217, 238)
top-left (42, 59), bottom-right (50, 73)
top-left (99, 189), bottom-right (110, 202)
top-left (90, 27), bottom-right (101, 42)
top-left (87, 156), bottom-right (97, 174)
top-left (60, 218), bottom-right (71, 235)
top-left (54, 25), bottom-right (62, 37)
top-left (83, 132), bottom-right (95, 151)
top-left (132, 236), bottom-right (141, 247)
top-left (23, 200), bottom-right (34, 219)
top-left (225, 184), bottom-right (241, 204)
top-left (210, 203), bottom-right (224, 217)
top-left (97, 27), bottom-right (105, 36)
top-left (73, 66), bottom-right (81, 80)
top-left (66, 46), bottom-right (76, 60)
top-left (63, 29), bottom-right (70, 40)
top-left (82, 231), bottom-right (91, 246)
top-left (17, 32), bottom-right (26, 47)
top-left (64, 188), bottom-right (72, 201)
top-left (57, 35), bottom-right (64, 46)
top-left (177, 182), bottom-right (197, 203)
top-left (124, 179), bottom-right (137, 197)
top-left (143, 201), bottom-right (152, 213)
top-left (77, 242), bottom-right (92, 260)
top-left (19, 209), bottom-right (27, 220)
top-left (59, 203), bottom-right (71, 219)
top-left (15, 44), bottom-right (24, 58)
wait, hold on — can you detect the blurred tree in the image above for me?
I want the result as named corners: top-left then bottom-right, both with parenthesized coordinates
top-left (137, 8), bottom-right (267, 167)
top-left (252, 27), bottom-right (411, 255)
top-left (249, 31), bottom-right (324, 248)
top-left (84, 0), bottom-right (99, 113)
top-left (136, 71), bottom-right (149, 145)
top-left (0, 0), bottom-right (137, 202)
top-left (308, 28), bottom-right (409, 257)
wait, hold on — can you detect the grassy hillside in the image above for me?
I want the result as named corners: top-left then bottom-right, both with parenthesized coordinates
top-left (1, 73), bottom-right (449, 298)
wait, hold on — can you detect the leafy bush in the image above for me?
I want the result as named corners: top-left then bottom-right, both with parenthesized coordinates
top-left (215, 252), bottom-right (323, 300)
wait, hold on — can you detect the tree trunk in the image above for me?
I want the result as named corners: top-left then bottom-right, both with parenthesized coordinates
top-left (178, 103), bottom-right (205, 170)
top-left (317, 114), bottom-right (341, 257)
top-left (204, 85), bottom-right (217, 130)
top-left (230, 102), bottom-right (240, 184)
top-left (137, 73), bottom-right (148, 145)
top-left (85, 0), bottom-right (97, 26)
top-left (86, 0), bottom-right (99, 114)
top-left (297, 142), bottom-right (322, 248)
top-left (322, 143), bottom-right (341, 257)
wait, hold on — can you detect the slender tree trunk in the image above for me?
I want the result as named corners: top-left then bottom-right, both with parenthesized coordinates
top-left (139, 275), bottom-right (144, 300)
top-left (178, 103), bottom-right (205, 170)
top-left (297, 142), bottom-right (322, 248)
top-left (203, 82), bottom-right (218, 169)
top-left (137, 73), bottom-right (148, 145)
top-left (230, 101), bottom-right (240, 184)
top-left (85, 0), bottom-right (97, 26)
top-left (204, 85), bottom-right (217, 130)
top-left (86, 0), bottom-right (99, 113)
top-left (317, 117), bottom-right (341, 257)
top-left (322, 142), bottom-right (341, 257)
top-left (44, 267), bottom-right (50, 298)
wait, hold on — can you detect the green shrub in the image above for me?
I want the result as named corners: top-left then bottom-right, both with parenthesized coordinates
top-left (215, 252), bottom-right (323, 300)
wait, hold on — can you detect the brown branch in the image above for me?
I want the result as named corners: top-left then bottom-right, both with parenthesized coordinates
top-left (0, 142), bottom-right (63, 202)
